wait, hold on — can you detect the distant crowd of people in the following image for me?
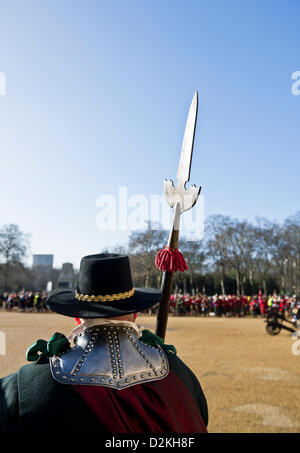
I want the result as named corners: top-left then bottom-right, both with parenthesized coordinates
top-left (165, 292), bottom-right (299, 319)
top-left (1, 289), bottom-right (300, 321)
top-left (0, 291), bottom-right (49, 312)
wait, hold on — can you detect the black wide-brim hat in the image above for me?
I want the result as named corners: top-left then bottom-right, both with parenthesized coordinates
top-left (47, 253), bottom-right (162, 318)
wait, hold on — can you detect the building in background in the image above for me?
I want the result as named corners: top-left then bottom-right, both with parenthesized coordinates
top-left (32, 254), bottom-right (54, 268)
top-left (56, 262), bottom-right (76, 290)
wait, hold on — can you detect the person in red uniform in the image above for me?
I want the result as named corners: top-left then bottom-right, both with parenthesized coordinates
top-left (183, 292), bottom-right (191, 315)
top-left (259, 290), bottom-right (265, 316)
top-left (170, 293), bottom-right (175, 315)
top-left (194, 294), bottom-right (201, 316)
top-left (0, 253), bottom-right (208, 433)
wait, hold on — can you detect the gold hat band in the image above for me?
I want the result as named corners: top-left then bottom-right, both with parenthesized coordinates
top-left (75, 288), bottom-right (135, 303)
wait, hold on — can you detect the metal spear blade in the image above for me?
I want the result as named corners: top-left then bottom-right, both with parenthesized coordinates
top-left (164, 91), bottom-right (201, 212)
top-left (176, 91), bottom-right (198, 184)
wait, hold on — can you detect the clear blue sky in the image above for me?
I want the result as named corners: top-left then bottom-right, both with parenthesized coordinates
top-left (0, 0), bottom-right (299, 268)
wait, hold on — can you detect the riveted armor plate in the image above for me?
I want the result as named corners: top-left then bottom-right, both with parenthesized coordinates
top-left (50, 325), bottom-right (169, 389)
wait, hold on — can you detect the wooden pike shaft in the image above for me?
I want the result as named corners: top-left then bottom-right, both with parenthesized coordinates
top-left (155, 202), bottom-right (180, 340)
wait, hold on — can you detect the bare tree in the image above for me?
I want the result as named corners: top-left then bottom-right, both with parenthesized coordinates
top-left (282, 212), bottom-right (300, 294)
top-left (205, 215), bottom-right (232, 295)
top-left (179, 238), bottom-right (205, 292)
top-left (129, 223), bottom-right (168, 288)
top-left (252, 218), bottom-right (274, 295)
top-left (226, 219), bottom-right (257, 295)
top-left (0, 224), bottom-right (30, 290)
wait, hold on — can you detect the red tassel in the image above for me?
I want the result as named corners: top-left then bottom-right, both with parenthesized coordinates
top-left (155, 246), bottom-right (188, 272)
top-left (74, 318), bottom-right (81, 325)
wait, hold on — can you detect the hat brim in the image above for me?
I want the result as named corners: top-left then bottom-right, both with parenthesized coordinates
top-left (46, 288), bottom-right (162, 318)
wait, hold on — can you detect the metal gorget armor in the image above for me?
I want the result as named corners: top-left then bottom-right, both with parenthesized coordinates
top-left (50, 324), bottom-right (169, 390)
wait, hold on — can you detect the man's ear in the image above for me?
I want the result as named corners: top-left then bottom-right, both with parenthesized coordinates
top-left (133, 313), bottom-right (138, 322)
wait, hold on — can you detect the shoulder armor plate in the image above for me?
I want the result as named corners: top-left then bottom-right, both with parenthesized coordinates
top-left (50, 325), bottom-right (169, 390)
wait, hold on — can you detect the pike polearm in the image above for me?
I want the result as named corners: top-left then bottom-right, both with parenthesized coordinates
top-left (155, 92), bottom-right (201, 340)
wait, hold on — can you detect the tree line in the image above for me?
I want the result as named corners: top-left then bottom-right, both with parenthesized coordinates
top-left (0, 224), bottom-right (59, 292)
top-left (112, 212), bottom-right (300, 296)
top-left (0, 211), bottom-right (299, 295)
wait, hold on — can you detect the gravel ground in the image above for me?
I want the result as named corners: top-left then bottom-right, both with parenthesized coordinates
top-left (0, 311), bottom-right (299, 433)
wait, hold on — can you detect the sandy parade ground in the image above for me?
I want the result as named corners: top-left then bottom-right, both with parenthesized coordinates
top-left (0, 311), bottom-right (299, 433)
